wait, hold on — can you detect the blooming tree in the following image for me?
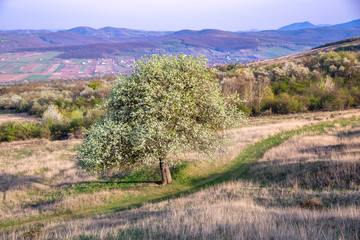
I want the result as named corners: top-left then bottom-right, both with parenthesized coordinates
top-left (77, 55), bottom-right (240, 184)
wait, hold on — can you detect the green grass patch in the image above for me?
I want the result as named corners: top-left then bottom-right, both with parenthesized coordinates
top-left (32, 64), bottom-right (45, 73)
top-left (23, 75), bottom-right (51, 81)
top-left (79, 64), bottom-right (87, 73)
top-left (258, 47), bottom-right (296, 59)
top-left (0, 63), bottom-right (10, 71)
top-left (39, 52), bottom-right (62, 60)
top-left (54, 63), bottom-right (63, 72)
top-left (39, 64), bottom-right (50, 73)
top-left (9, 63), bottom-right (27, 73)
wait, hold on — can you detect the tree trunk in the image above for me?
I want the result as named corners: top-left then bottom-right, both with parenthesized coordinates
top-left (159, 158), bottom-right (172, 185)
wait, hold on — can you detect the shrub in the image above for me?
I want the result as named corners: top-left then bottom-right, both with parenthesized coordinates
top-left (74, 97), bottom-right (88, 108)
top-left (69, 110), bottom-right (85, 136)
top-left (88, 80), bottom-right (101, 90)
top-left (0, 122), bottom-right (42, 142)
top-left (261, 94), bottom-right (304, 114)
top-left (53, 98), bottom-right (71, 109)
top-left (42, 105), bottom-right (69, 139)
top-left (29, 100), bottom-right (46, 116)
top-left (91, 98), bottom-right (102, 107)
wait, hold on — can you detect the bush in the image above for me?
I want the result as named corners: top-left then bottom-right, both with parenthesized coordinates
top-left (88, 80), bottom-right (101, 90)
top-left (53, 98), bottom-right (71, 109)
top-left (42, 105), bottom-right (70, 139)
top-left (261, 94), bottom-right (304, 114)
top-left (69, 110), bottom-right (85, 136)
top-left (0, 122), bottom-right (42, 142)
top-left (74, 97), bottom-right (88, 108)
top-left (91, 98), bottom-right (102, 107)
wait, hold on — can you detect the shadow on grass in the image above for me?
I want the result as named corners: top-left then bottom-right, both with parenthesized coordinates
top-left (0, 173), bottom-right (43, 203)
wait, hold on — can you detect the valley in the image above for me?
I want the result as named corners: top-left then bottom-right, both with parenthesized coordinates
top-left (0, 19), bottom-right (359, 83)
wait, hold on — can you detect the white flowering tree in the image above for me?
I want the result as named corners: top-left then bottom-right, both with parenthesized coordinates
top-left (77, 55), bottom-right (240, 185)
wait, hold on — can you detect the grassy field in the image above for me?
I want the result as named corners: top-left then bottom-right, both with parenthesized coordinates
top-left (0, 109), bottom-right (359, 239)
top-left (23, 74), bottom-right (52, 81)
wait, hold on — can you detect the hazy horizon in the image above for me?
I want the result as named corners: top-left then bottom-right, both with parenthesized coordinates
top-left (1, 17), bottom-right (360, 32)
top-left (0, 0), bottom-right (359, 31)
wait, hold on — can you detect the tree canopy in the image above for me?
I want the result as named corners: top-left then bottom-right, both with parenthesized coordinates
top-left (77, 55), bottom-right (241, 184)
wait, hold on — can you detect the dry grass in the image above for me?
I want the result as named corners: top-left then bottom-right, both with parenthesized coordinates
top-left (251, 126), bottom-right (360, 191)
top-left (0, 112), bottom-right (40, 125)
top-left (15, 181), bottom-right (359, 239)
top-left (1, 110), bottom-right (360, 238)
top-left (18, 120), bottom-right (358, 240)
top-left (0, 139), bottom-right (97, 219)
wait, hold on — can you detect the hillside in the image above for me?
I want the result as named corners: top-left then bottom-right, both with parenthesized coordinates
top-left (246, 36), bottom-right (360, 66)
top-left (332, 19), bottom-right (360, 28)
top-left (39, 31), bottom-right (111, 45)
top-left (217, 37), bottom-right (360, 116)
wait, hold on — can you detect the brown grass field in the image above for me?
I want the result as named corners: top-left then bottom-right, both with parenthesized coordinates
top-left (0, 74), bottom-right (30, 83)
top-left (61, 64), bottom-right (82, 73)
top-left (0, 109), bottom-right (360, 239)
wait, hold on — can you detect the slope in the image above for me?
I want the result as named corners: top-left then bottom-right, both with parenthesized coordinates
top-left (246, 36), bottom-right (360, 66)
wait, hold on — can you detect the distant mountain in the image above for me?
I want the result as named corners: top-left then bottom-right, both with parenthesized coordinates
top-left (67, 26), bottom-right (171, 38)
top-left (67, 26), bottom-right (100, 36)
top-left (1, 19), bottom-right (360, 61)
top-left (278, 19), bottom-right (360, 31)
top-left (332, 19), bottom-right (360, 28)
top-left (39, 31), bottom-right (111, 45)
top-left (316, 24), bottom-right (331, 27)
top-left (0, 32), bottom-right (52, 52)
top-left (168, 29), bottom-right (259, 51)
top-left (99, 27), bottom-right (171, 38)
top-left (278, 21), bottom-right (317, 31)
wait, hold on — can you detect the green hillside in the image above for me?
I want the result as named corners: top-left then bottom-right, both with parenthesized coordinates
top-left (217, 37), bottom-right (360, 115)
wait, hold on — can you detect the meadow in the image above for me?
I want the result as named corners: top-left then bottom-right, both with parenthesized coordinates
top-left (0, 109), bottom-right (359, 239)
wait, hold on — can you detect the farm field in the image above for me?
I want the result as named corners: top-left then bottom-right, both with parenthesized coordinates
top-left (0, 52), bottom-right (132, 84)
top-left (0, 109), bottom-right (359, 239)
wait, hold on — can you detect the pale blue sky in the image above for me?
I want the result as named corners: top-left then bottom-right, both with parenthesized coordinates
top-left (0, 0), bottom-right (359, 31)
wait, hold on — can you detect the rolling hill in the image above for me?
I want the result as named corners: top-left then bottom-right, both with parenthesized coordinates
top-left (245, 37), bottom-right (360, 66)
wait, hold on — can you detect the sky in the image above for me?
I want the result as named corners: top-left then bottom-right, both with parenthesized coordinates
top-left (0, 0), bottom-right (359, 31)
